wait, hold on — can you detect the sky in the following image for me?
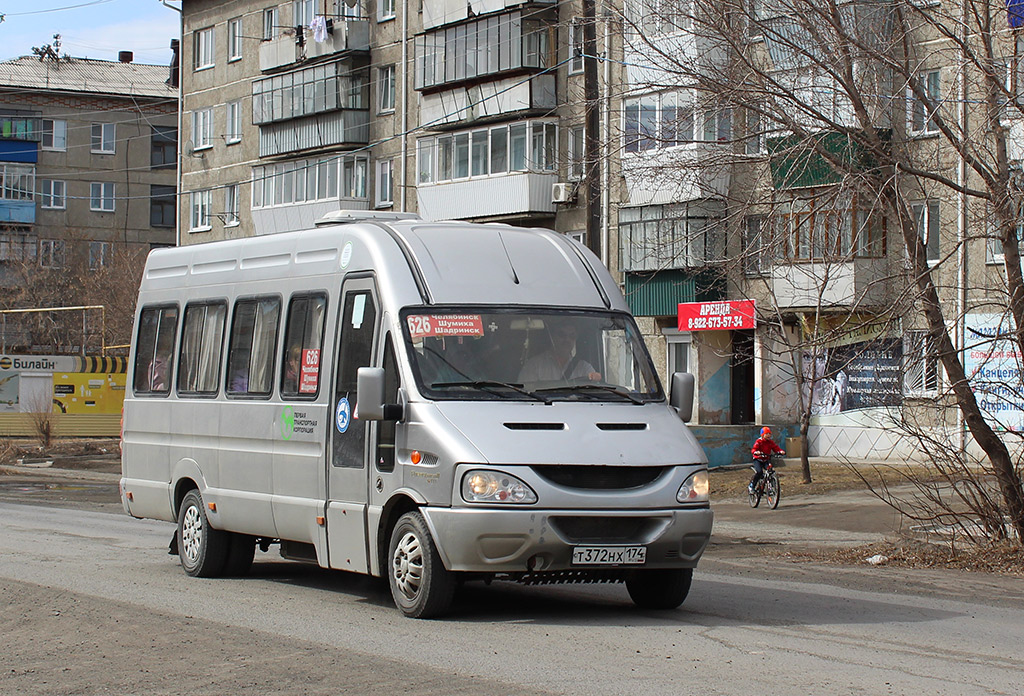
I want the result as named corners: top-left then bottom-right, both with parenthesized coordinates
top-left (0, 0), bottom-right (181, 65)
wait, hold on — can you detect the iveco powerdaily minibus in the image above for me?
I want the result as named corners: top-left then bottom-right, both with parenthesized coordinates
top-left (120, 211), bottom-right (712, 618)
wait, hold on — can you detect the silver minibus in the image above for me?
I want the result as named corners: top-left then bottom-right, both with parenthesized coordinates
top-left (120, 212), bottom-right (712, 618)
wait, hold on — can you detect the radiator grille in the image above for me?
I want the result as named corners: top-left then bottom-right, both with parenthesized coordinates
top-left (531, 465), bottom-right (667, 490)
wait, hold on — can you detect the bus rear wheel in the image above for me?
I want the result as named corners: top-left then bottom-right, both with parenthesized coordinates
top-left (177, 489), bottom-right (228, 578)
top-left (626, 568), bottom-right (693, 610)
top-left (387, 511), bottom-right (455, 619)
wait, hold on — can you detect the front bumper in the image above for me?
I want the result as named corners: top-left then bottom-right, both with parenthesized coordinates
top-left (422, 506), bottom-right (713, 573)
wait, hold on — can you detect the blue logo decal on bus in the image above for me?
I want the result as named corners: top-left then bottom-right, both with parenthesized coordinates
top-left (336, 397), bottom-right (351, 433)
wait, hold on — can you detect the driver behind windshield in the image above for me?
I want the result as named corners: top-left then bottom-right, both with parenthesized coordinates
top-left (518, 320), bottom-right (601, 383)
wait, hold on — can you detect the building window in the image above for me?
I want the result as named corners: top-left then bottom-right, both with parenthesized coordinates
top-left (663, 329), bottom-right (691, 375)
top-left (294, 0), bottom-right (316, 27)
top-left (619, 201), bottom-right (726, 271)
top-left (224, 184), bottom-right (240, 226)
top-left (775, 193), bottom-right (884, 262)
top-left (39, 179), bottom-right (66, 209)
top-left (90, 182), bottom-right (115, 212)
top-left (226, 101), bottom-right (242, 144)
top-left (414, 10), bottom-right (551, 90)
top-left (378, 65), bottom-right (396, 113)
top-left (41, 119), bottom-right (67, 151)
top-left (1, 164), bottom-right (35, 200)
top-left (39, 239), bottom-right (65, 268)
top-left (193, 26), bottom-right (215, 70)
top-left (376, 159), bottom-right (393, 207)
top-left (91, 123), bottom-right (115, 154)
top-left (191, 189), bottom-right (212, 231)
top-left (378, 0), bottom-right (395, 21)
top-left (744, 215), bottom-right (764, 275)
top-left (910, 69), bottom-right (941, 135)
top-left (342, 158), bottom-right (367, 198)
top-left (263, 7), bottom-right (279, 39)
top-left (415, 120), bottom-right (557, 184)
top-left (624, 91), bottom-right (705, 153)
top-left (150, 185), bottom-right (176, 228)
top-left (151, 126), bottom-right (177, 168)
top-left (745, 105), bottom-right (764, 155)
top-left (0, 229), bottom-right (37, 262)
top-left (192, 108), bottom-right (213, 150)
top-left (625, 0), bottom-right (692, 35)
top-left (568, 125), bottom-right (585, 180)
top-left (912, 200), bottom-right (940, 264)
top-left (570, 19), bottom-right (585, 74)
top-left (89, 241), bottom-right (111, 270)
top-left (228, 17), bottom-right (243, 61)
top-left (251, 156), bottom-right (368, 208)
top-left (903, 330), bottom-right (938, 396)
top-left (252, 63), bottom-right (368, 125)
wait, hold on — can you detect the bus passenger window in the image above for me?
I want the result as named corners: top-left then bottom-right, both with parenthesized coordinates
top-left (133, 305), bottom-right (178, 395)
top-left (227, 297), bottom-right (281, 396)
top-left (281, 293), bottom-right (327, 398)
top-left (177, 302), bottom-right (226, 395)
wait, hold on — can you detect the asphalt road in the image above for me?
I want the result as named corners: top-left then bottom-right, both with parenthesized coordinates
top-left (1, 464), bottom-right (1023, 695)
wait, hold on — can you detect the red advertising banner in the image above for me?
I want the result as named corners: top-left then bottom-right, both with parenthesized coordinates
top-left (678, 300), bottom-right (756, 331)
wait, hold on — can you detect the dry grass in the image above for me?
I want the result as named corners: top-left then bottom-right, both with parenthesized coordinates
top-left (0, 437), bottom-right (120, 466)
top-left (782, 539), bottom-right (1024, 576)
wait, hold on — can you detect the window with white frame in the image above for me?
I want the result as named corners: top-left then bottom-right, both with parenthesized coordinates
top-left (192, 108), bottom-right (213, 150)
top-left (376, 159), bottom-right (393, 207)
top-left (0, 164), bottom-right (35, 200)
top-left (903, 330), bottom-right (938, 396)
top-left (294, 0), bottom-right (316, 28)
top-left (90, 182), bottom-right (115, 212)
top-left (619, 201), bottom-right (726, 271)
top-left (193, 26), bottom-right (215, 70)
top-left (909, 69), bottom-right (940, 135)
top-left (570, 19), bottom-right (585, 74)
top-left (416, 120), bottom-right (558, 183)
top-left (624, 0), bottom-right (692, 36)
top-left (252, 63), bottom-right (368, 125)
top-left (89, 241), bottom-right (111, 270)
top-left (0, 229), bottom-right (37, 262)
top-left (986, 200), bottom-right (1024, 264)
top-left (378, 65), bottom-right (396, 113)
top-left (744, 215), bottom-right (765, 275)
top-left (91, 123), bottom-right (115, 154)
top-left (228, 17), bottom-right (243, 61)
top-left (224, 184), bottom-right (240, 226)
top-left (334, 0), bottom-right (361, 19)
top-left (745, 105), bottom-right (764, 155)
top-left (662, 329), bottom-right (691, 376)
top-left (569, 126), bottom-right (585, 180)
top-left (226, 101), bottom-right (242, 144)
top-left (378, 0), bottom-right (395, 21)
top-left (625, 92), bottom-right (731, 153)
top-left (251, 155), bottom-right (369, 208)
top-left (775, 192), bottom-right (885, 261)
top-left (911, 200), bottom-right (940, 264)
top-left (264, 7), bottom-right (279, 39)
top-left (191, 189), bottom-right (212, 231)
top-left (40, 180), bottom-right (65, 209)
top-left (41, 119), bottom-right (66, 151)
top-left (39, 239), bottom-right (65, 268)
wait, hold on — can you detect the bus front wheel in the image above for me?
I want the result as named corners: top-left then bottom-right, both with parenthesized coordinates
top-left (626, 568), bottom-right (693, 610)
top-left (387, 511), bottom-right (455, 619)
top-left (177, 489), bottom-right (228, 578)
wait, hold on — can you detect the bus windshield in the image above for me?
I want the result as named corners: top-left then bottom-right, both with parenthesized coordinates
top-left (401, 308), bottom-right (663, 402)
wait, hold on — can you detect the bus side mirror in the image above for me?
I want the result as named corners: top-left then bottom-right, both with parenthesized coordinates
top-left (669, 372), bottom-right (694, 423)
top-left (357, 367), bottom-right (403, 421)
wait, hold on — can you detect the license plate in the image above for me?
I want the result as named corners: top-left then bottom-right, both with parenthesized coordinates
top-left (571, 545), bottom-right (647, 566)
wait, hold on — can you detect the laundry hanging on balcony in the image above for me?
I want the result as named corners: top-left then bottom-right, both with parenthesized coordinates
top-left (310, 15), bottom-right (328, 43)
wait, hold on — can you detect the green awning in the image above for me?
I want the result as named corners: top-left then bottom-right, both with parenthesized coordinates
top-left (623, 269), bottom-right (726, 317)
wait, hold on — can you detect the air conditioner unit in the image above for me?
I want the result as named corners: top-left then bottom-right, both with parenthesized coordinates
top-left (551, 182), bottom-right (577, 204)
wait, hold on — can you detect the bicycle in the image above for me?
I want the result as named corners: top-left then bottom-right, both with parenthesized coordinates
top-left (748, 455), bottom-right (781, 509)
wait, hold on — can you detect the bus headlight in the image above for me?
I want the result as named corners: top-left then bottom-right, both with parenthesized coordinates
top-left (676, 469), bottom-right (709, 503)
top-left (462, 470), bottom-right (537, 504)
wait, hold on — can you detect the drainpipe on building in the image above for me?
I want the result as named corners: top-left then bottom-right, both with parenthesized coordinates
top-left (601, 5), bottom-right (611, 268)
top-left (400, 0), bottom-right (409, 213)
top-left (956, 2), bottom-right (968, 454)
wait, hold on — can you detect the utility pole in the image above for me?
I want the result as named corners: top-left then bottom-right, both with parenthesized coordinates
top-left (583, 0), bottom-right (602, 259)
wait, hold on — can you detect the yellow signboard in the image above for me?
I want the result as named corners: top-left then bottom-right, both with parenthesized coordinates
top-left (52, 372), bottom-right (126, 414)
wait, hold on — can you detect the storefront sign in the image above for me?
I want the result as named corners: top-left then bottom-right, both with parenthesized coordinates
top-left (677, 300), bottom-right (756, 332)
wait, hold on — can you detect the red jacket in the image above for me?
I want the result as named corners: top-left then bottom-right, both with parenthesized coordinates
top-left (752, 436), bottom-right (784, 459)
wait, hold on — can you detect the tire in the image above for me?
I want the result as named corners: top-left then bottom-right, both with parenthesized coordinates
top-left (176, 489), bottom-right (228, 578)
top-left (765, 472), bottom-right (781, 509)
top-left (626, 568), bottom-right (694, 610)
top-left (222, 533), bottom-right (256, 576)
top-left (387, 511), bottom-right (455, 619)
top-left (748, 481), bottom-right (762, 508)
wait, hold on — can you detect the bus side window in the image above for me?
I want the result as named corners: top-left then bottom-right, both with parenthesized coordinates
top-left (281, 293), bottom-right (327, 399)
top-left (226, 297), bottom-right (281, 397)
top-left (133, 305), bottom-right (178, 396)
top-left (177, 302), bottom-right (227, 396)
top-left (376, 334), bottom-right (399, 472)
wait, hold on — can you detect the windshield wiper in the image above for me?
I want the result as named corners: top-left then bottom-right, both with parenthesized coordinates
top-left (535, 384), bottom-right (645, 404)
top-left (431, 380), bottom-right (551, 404)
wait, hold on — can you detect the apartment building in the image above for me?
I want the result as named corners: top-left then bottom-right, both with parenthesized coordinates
top-left (0, 54), bottom-right (178, 284)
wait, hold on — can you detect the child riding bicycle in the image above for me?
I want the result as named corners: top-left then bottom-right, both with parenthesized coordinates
top-left (749, 426), bottom-right (785, 494)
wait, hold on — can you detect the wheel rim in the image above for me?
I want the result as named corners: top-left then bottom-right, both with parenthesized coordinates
top-left (181, 504), bottom-right (203, 563)
top-left (392, 530), bottom-right (425, 600)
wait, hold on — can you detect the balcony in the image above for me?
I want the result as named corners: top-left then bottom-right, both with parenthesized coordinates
top-left (770, 259), bottom-right (890, 309)
top-left (258, 111), bottom-right (369, 157)
top-left (259, 20), bottom-right (369, 72)
top-left (0, 200), bottom-right (35, 225)
top-left (419, 74), bottom-right (555, 128)
top-left (621, 144), bottom-right (730, 206)
top-left (417, 172), bottom-right (557, 221)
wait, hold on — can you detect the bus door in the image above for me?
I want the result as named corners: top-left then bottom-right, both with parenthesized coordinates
top-left (325, 277), bottom-right (378, 574)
